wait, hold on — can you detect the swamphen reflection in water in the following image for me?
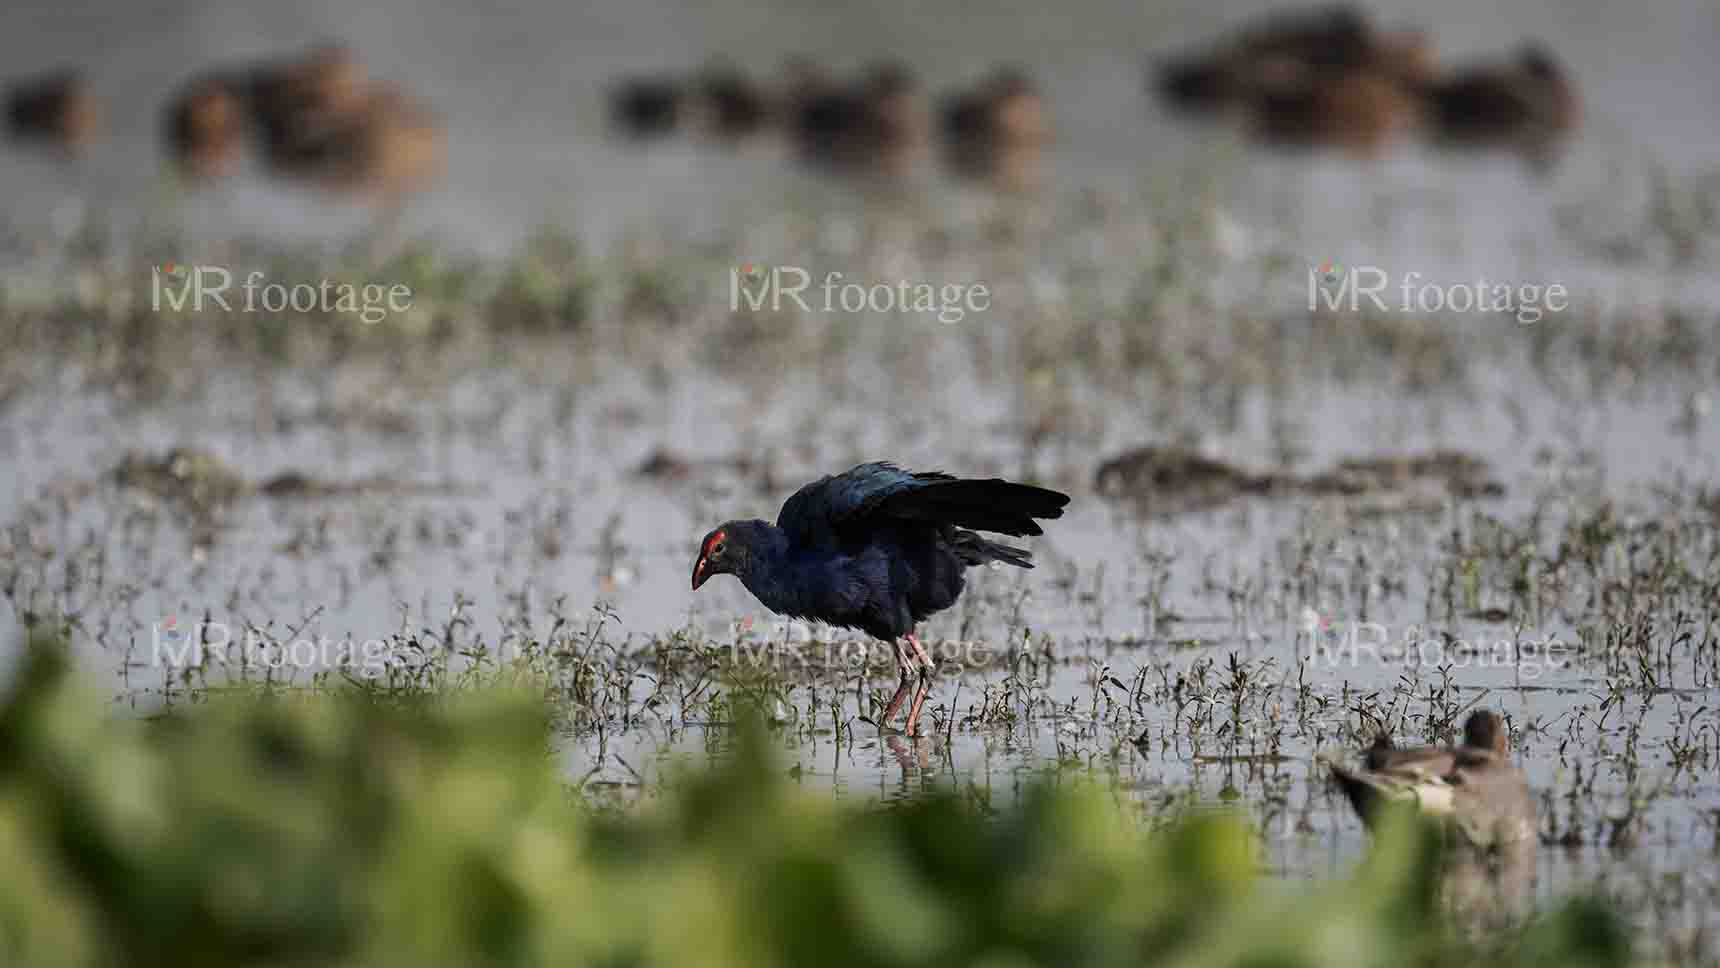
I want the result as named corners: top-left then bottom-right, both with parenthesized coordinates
top-left (692, 462), bottom-right (1069, 736)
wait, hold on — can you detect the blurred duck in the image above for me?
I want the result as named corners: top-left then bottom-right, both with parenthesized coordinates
top-left (248, 43), bottom-right (371, 177)
top-left (5, 68), bottom-right (101, 154)
top-left (609, 74), bottom-right (685, 139)
top-left (1328, 710), bottom-right (1536, 853)
top-left (1421, 44), bottom-right (1579, 172)
top-left (781, 57), bottom-right (843, 152)
top-left (249, 43), bottom-right (366, 125)
top-left (859, 61), bottom-right (929, 175)
top-left (289, 84), bottom-right (444, 199)
top-left (793, 61), bottom-right (928, 177)
top-left (164, 73), bottom-right (249, 180)
top-left (1153, 5), bottom-right (1434, 120)
top-left (233, 45), bottom-right (443, 199)
top-left (1371, 29), bottom-right (1436, 87)
top-left (692, 65), bottom-right (772, 141)
top-left (941, 67), bottom-right (1049, 189)
top-left (1154, 5), bottom-right (1370, 115)
top-left (1247, 67), bottom-right (1419, 156)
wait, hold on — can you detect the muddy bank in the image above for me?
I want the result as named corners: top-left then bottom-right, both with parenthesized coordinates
top-left (1094, 446), bottom-right (1503, 514)
top-left (107, 447), bottom-right (473, 551)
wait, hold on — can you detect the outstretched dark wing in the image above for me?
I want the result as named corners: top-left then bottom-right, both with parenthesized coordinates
top-left (776, 461), bottom-right (1069, 550)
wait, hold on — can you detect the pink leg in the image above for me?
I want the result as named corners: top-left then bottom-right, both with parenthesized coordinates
top-left (904, 632), bottom-right (935, 736)
top-left (906, 632), bottom-right (934, 670)
top-left (905, 671), bottom-right (933, 736)
top-left (879, 638), bottom-right (914, 729)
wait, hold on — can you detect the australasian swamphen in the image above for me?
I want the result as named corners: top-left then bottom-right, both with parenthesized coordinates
top-left (691, 462), bottom-right (1070, 736)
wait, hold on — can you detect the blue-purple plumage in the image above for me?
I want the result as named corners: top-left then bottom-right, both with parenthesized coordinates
top-left (693, 462), bottom-right (1068, 641)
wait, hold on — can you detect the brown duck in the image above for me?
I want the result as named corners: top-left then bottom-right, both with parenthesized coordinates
top-left (1154, 4), bottom-right (1435, 157)
top-left (693, 64), bottom-right (772, 142)
top-left (1154, 5), bottom-right (1426, 115)
top-left (239, 45), bottom-right (441, 199)
top-left (293, 83), bottom-right (444, 199)
top-left (6, 68), bottom-right (101, 155)
top-left (164, 72), bottom-right (249, 180)
top-left (793, 61), bottom-right (928, 177)
top-left (1247, 66), bottom-right (1420, 156)
top-left (941, 67), bottom-right (1049, 189)
top-left (1421, 44), bottom-right (1580, 171)
top-left (1329, 709), bottom-right (1536, 852)
top-left (248, 43), bottom-right (371, 178)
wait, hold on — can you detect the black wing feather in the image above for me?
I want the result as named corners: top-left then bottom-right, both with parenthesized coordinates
top-left (777, 461), bottom-right (1069, 549)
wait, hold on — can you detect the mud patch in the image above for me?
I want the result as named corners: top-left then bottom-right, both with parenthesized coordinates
top-left (1094, 446), bottom-right (1503, 514)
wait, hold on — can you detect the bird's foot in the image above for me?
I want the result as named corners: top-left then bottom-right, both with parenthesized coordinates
top-left (899, 634), bottom-right (936, 736)
top-left (878, 638), bottom-right (917, 730)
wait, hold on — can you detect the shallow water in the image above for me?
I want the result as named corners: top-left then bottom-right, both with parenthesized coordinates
top-left (4, 345), bottom-right (1717, 941)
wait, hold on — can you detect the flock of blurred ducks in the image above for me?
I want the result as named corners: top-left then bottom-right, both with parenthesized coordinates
top-left (613, 4), bottom-right (1578, 182)
top-left (3, 4), bottom-right (1581, 206)
top-left (1155, 4), bottom-right (1580, 170)
top-left (4, 44), bottom-right (443, 202)
top-left (611, 59), bottom-right (1052, 189)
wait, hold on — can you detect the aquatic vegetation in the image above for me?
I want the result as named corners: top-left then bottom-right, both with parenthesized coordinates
top-left (0, 640), bottom-right (1632, 968)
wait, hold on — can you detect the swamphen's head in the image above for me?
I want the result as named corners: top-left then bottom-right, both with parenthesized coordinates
top-left (691, 519), bottom-right (772, 590)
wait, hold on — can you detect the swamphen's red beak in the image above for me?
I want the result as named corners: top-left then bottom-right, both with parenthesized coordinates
top-left (692, 528), bottom-right (727, 590)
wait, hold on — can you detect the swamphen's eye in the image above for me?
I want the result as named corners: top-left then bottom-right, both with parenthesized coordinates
top-left (712, 541), bottom-right (726, 556)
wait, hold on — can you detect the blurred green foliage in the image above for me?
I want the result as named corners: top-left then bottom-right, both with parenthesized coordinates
top-left (0, 640), bottom-right (1630, 968)
top-left (487, 228), bottom-right (595, 332)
